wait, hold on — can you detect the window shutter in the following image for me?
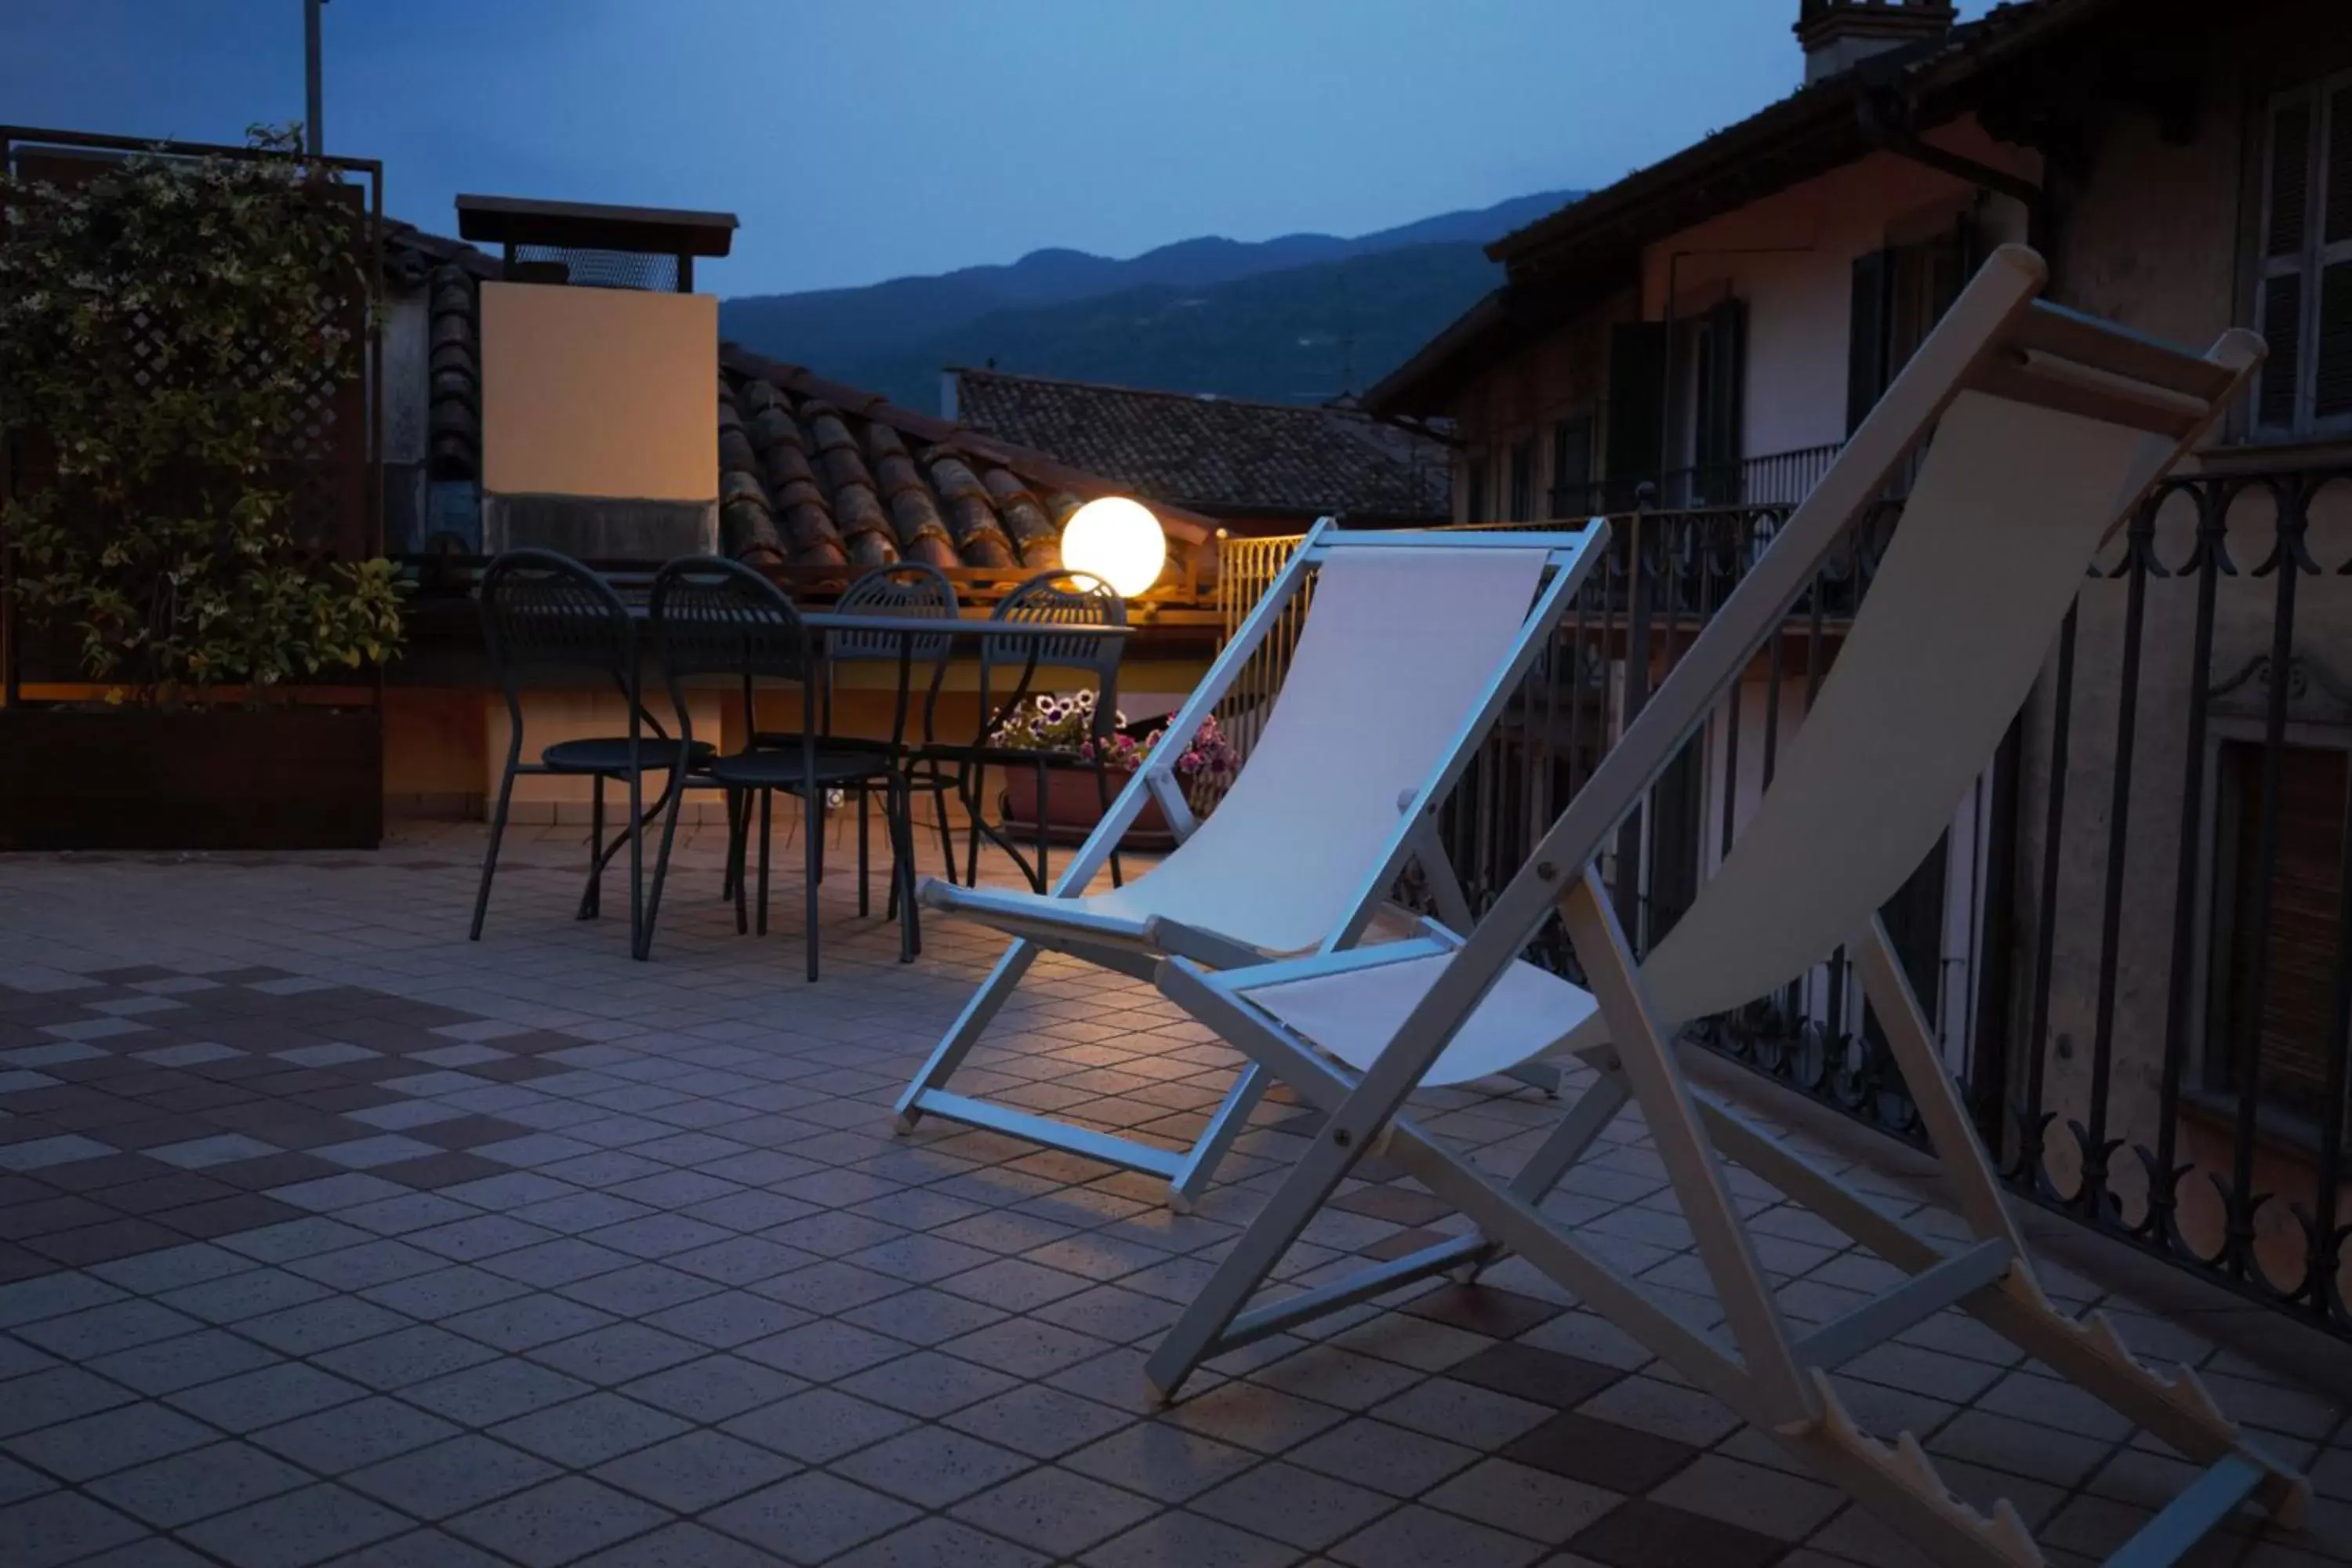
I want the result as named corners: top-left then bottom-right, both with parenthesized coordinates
top-left (2318, 87), bottom-right (2352, 422)
top-left (2320, 262), bottom-right (2352, 420)
top-left (1464, 453), bottom-right (1488, 523)
top-left (1603, 322), bottom-right (1668, 507)
top-left (1551, 416), bottom-right (1594, 515)
top-left (1508, 439), bottom-right (1534, 521)
top-left (2257, 91), bottom-right (2322, 433)
top-left (2268, 98), bottom-right (2313, 259)
top-left (2328, 85), bottom-right (2352, 245)
top-left (2260, 273), bottom-right (2307, 429)
top-left (1846, 249), bottom-right (1893, 434)
top-left (1692, 298), bottom-right (1746, 500)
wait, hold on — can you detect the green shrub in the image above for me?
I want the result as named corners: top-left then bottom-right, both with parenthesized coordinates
top-left (0, 123), bottom-right (405, 706)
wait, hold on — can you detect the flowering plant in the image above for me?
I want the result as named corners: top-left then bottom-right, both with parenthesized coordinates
top-left (989, 691), bottom-right (1242, 787)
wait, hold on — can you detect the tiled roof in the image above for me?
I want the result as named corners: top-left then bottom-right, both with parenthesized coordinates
top-left (381, 226), bottom-right (1210, 573)
top-left (385, 223), bottom-right (496, 486)
top-left (951, 368), bottom-right (1452, 523)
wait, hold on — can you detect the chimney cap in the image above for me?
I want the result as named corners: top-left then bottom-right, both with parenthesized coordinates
top-left (456, 194), bottom-right (739, 258)
top-left (1795, 0), bottom-right (1957, 44)
top-left (1795, 0), bottom-right (1956, 83)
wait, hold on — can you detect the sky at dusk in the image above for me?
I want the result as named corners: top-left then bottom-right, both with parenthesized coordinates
top-left (2, 1), bottom-right (2001, 298)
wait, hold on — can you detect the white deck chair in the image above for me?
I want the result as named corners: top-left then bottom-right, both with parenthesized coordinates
top-left (896, 522), bottom-right (1609, 1207)
top-left (1146, 247), bottom-right (2307, 1567)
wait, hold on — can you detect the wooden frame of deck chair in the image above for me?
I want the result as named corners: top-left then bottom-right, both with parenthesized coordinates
top-left (895, 519), bottom-right (1611, 1208)
top-left (1145, 246), bottom-right (2310, 1568)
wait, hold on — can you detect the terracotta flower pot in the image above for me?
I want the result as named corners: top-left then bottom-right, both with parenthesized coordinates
top-left (999, 765), bottom-right (1175, 852)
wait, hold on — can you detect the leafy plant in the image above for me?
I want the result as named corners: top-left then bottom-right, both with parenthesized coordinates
top-left (0, 123), bottom-right (405, 706)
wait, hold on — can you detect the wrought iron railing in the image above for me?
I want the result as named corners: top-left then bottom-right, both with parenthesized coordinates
top-left (1551, 441), bottom-right (1849, 517)
top-left (1215, 462), bottom-right (2352, 1338)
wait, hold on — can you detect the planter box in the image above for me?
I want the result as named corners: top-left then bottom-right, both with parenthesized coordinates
top-left (1000, 764), bottom-right (1174, 853)
top-left (0, 706), bottom-right (383, 851)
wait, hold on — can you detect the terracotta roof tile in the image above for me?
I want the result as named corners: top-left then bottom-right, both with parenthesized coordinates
top-left (384, 224), bottom-right (1209, 575)
top-left (949, 368), bottom-right (1452, 522)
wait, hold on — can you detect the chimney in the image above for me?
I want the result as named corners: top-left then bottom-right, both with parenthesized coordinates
top-left (1795, 0), bottom-right (1956, 85)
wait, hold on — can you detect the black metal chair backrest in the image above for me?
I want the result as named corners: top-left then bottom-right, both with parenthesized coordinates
top-left (648, 556), bottom-right (817, 754)
top-left (479, 548), bottom-right (638, 691)
top-left (832, 562), bottom-right (959, 748)
top-left (979, 571), bottom-right (1127, 746)
top-left (833, 562), bottom-right (958, 663)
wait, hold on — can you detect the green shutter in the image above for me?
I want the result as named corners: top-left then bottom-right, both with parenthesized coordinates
top-left (1603, 322), bottom-right (1668, 507)
top-left (1847, 249), bottom-right (1893, 434)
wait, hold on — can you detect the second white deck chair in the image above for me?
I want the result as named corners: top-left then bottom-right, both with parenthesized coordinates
top-left (895, 522), bottom-right (1608, 1207)
top-left (1147, 247), bottom-right (2307, 1567)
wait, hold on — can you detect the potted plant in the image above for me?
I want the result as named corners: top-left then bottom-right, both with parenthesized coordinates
top-left (991, 691), bottom-right (1240, 851)
top-left (0, 125), bottom-right (405, 850)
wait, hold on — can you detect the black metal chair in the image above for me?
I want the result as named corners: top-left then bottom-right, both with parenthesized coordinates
top-left (644, 556), bottom-right (916, 979)
top-left (826, 562), bottom-right (960, 905)
top-left (920, 570), bottom-right (1129, 894)
top-left (471, 549), bottom-right (712, 957)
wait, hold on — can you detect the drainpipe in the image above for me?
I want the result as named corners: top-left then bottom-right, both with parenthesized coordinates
top-left (1857, 87), bottom-right (2049, 1142)
top-left (1856, 85), bottom-right (2050, 263)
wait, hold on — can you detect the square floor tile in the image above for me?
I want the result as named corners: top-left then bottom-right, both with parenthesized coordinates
top-left (347, 1434), bottom-right (559, 1520)
top-left (706, 1472), bottom-right (920, 1564)
top-left (449, 1475), bottom-right (671, 1568)
top-left (591, 1429), bottom-right (799, 1512)
top-left (951, 1466), bottom-right (1160, 1557)
top-left (834, 1426), bottom-right (1033, 1508)
top-left (1191, 1461), bottom-right (1390, 1552)
top-left (179, 1482), bottom-right (410, 1566)
top-left (1567, 1499), bottom-right (1789, 1568)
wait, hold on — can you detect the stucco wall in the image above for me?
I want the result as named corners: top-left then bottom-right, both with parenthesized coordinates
top-left (479, 282), bottom-right (717, 503)
top-left (2001, 14), bottom-right (2352, 1289)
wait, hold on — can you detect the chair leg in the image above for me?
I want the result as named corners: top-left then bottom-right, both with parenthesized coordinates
top-left (964, 764), bottom-right (985, 887)
top-left (579, 774), bottom-right (605, 920)
top-left (637, 765), bottom-right (688, 962)
top-left (730, 797), bottom-right (751, 937)
top-left (470, 756), bottom-right (520, 942)
top-left (812, 790), bottom-right (826, 884)
top-left (858, 789), bottom-right (872, 917)
top-left (889, 779), bottom-right (919, 963)
top-left (931, 779), bottom-right (958, 887)
top-left (721, 787), bottom-right (742, 900)
top-left (756, 789), bottom-right (773, 938)
top-left (1097, 760), bottom-right (1123, 889)
top-left (1033, 760), bottom-right (1051, 892)
top-left (626, 768), bottom-right (645, 960)
top-left (805, 783), bottom-right (822, 982)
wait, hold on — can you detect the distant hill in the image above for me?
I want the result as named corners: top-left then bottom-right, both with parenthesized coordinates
top-left (719, 191), bottom-right (1577, 410)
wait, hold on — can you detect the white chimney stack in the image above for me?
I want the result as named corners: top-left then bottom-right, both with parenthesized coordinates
top-left (1795, 0), bottom-right (1957, 85)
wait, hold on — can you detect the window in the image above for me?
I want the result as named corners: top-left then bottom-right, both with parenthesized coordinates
top-left (1849, 223), bottom-right (1972, 432)
top-left (2205, 738), bottom-right (2348, 1138)
top-left (1549, 416), bottom-right (1595, 516)
top-left (1463, 452), bottom-right (1488, 522)
top-left (1507, 439), bottom-right (1535, 521)
top-left (1686, 298), bottom-right (1747, 504)
top-left (2253, 74), bottom-right (2352, 440)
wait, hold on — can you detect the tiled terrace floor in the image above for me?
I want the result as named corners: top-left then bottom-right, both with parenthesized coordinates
top-left (0, 821), bottom-right (2343, 1568)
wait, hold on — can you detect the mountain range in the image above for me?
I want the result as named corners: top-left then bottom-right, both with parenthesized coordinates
top-left (718, 190), bottom-right (1576, 412)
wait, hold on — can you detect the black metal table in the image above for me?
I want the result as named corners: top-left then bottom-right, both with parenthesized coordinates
top-left (604, 609), bottom-right (1134, 941)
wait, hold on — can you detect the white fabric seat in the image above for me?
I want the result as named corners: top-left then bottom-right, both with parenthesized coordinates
top-left (925, 543), bottom-right (1557, 956)
top-left (897, 521), bottom-right (1609, 1206)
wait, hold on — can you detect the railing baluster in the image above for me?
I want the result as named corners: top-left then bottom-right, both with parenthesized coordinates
top-left (2081, 500), bottom-right (2161, 1221)
top-left (2150, 480), bottom-right (2234, 1251)
top-left (2020, 601), bottom-right (2078, 1199)
top-left (2225, 478), bottom-right (2313, 1283)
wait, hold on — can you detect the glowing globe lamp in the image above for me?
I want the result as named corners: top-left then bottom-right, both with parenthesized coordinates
top-left (1060, 496), bottom-right (1166, 597)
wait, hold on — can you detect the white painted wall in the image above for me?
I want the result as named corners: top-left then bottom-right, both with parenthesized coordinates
top-left (1635, 118), bottom-right (2040, 463)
